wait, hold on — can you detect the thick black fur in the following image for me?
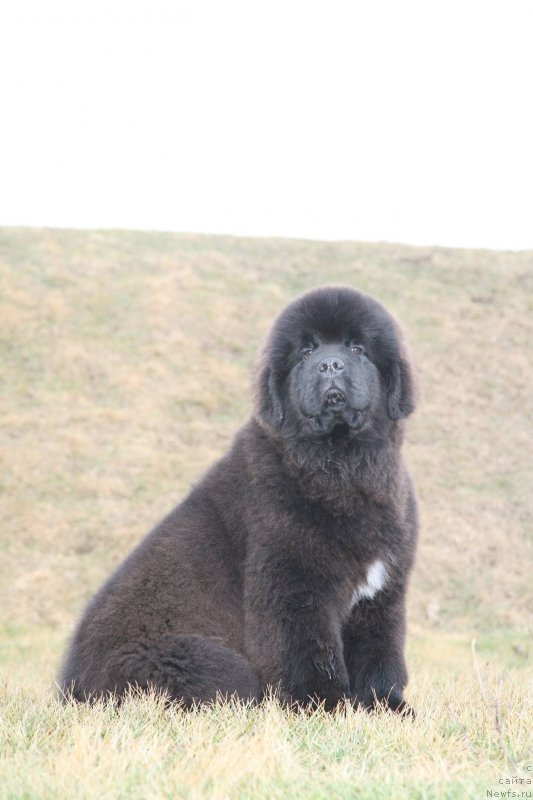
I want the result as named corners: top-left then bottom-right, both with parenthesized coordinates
top-left (59, 286), bottom-right (419, 713)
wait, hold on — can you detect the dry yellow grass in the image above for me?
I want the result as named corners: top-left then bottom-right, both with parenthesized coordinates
top-left (1, 635), bottom-right (531, 799)
top-left (0, 227), bottom-right (531, 798)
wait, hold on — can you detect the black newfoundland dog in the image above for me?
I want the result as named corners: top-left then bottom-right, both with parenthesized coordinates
top-left (60, 286), bottom-right (418, 713)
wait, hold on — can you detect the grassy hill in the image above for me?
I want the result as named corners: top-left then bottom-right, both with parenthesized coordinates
top-left (0, 227), bottom-right (531, 798)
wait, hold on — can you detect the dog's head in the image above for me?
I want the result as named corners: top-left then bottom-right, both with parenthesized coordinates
top-left (255, 286), bottom-right (416, 442)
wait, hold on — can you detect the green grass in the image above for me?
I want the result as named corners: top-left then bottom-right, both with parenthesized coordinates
top-left (0, 227), bottom-right (531, 797)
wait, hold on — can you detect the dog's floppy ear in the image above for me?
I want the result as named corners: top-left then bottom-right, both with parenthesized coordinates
top-left (256, 363), bottom-right (285, 429)
top-left (386, 357), bottom-right (416, 420)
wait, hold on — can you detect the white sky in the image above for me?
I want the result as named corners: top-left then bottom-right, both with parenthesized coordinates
top-left (1, 0), bottom-right (532, 249)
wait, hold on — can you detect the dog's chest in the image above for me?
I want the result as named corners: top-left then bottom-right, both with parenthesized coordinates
top-left (348, 559), bottom-right (388, 611)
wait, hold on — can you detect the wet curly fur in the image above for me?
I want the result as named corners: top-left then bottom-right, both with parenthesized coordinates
top-left (59, 286), bottom-right (419, 713)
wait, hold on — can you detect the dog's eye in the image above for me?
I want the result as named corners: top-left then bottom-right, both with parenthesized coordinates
top-left (350, 345), bottom-right (364, 356)
top-left (301, 342), bottom-right (316, 360)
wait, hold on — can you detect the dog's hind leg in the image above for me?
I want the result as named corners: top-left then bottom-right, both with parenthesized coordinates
top-left (61, 634), bottom-right (260, 706)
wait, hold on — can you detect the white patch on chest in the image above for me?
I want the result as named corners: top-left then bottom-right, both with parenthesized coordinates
top-left (350, 559), bottom-right (388, 609)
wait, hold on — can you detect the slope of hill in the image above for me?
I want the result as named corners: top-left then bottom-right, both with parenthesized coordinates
top-left (1, 228), bottom-right (530, 637)
top-left (1, 227), bottom-right (531, 799)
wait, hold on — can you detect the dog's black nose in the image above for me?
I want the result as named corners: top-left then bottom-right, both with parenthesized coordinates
top-left (318, 356), bottom-right (345, 374)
